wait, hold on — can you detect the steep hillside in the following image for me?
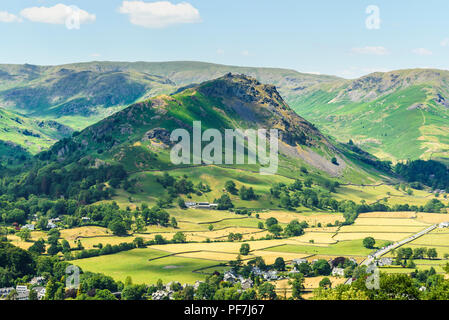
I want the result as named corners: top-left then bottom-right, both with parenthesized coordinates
top-left (0, 107), bottom-right (73, 154)
top-left (43, 74), bottom-right (363, 179)
top-left (0, 61), bottom-right (340, 154)
top-left (291, 69), bottom-right (449, 161)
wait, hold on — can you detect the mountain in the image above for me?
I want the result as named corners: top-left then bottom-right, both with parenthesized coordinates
top-left (0, 107), bottom-right (73, 154)
top-left (0, 62), bottom-right (340, 154)
top-left (43, 74), bottom-right (369, 179)
top-left (291, 69), bottom-right (449, 161)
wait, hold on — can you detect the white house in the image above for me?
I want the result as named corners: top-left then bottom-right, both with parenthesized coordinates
top-left (185, 202), bottom-right (218, 210)
top-left (21, 224), bottom-right (35, 231)
top-left (292, 258), bottom-right (308, 265)
top-left (241, 279), bottom-right (254, 290)
top-left (332, 267), bottom-right (345, 277)
top-left (439, 222), bottom-right (449, 229)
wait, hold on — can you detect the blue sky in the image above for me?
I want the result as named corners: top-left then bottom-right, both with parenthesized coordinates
top-left (1, 0), bottom-right (449, 78)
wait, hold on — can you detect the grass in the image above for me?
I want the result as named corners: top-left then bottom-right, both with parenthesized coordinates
top-left (264, 239), bottom-right (389, 257)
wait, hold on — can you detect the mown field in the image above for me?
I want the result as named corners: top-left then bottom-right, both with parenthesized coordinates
top-left (65, 208), bottom-right (447, 285)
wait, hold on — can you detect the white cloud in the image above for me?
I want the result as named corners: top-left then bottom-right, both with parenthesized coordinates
top-left (20, 4), bottom-right (95, 25)
top-left (216, 49), bottom-right (225, 55)
top-left (441, 38), bottom-right (449, 47)
top-left (119, 1), bottom-right (201, 28)
top-left (241, 50), bottom-right (250, 56)
top-left (351, 46), bottom-right (389, 55)
top-left (0, 11), bottom-right (21, 23)
top-left (412, 48), bottom-right (433, 56)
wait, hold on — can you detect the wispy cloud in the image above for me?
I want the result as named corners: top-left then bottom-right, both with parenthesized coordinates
top-left (412, 48), bottom-right (433, 56)
top-left (441, 38), bottom-right (449, 47)
top-left (0, 11), bottom-right (22, 23)
top-left (119, 1), bottom-right (201, 28)
top-left (241, 50), bottom-right (250, 56)
top-left (20, 4), bottom-right (95, 25)
top-left (351, 46), bottom-right (389, 56)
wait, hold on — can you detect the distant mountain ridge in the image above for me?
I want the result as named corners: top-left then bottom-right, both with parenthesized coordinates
top-left (44, 73), bottom-right (349, 177)
top-left (1, 61), bottom-right (449, 162)
top-left (291, 68), bottom-right (449, 161)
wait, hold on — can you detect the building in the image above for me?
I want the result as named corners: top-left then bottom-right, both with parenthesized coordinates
top-left (377, 257), bottom-right (394, 267)
top-left (47, 222), bottom-right (57, 229)
top-left (30, 277), bottom-right (45, 285)
top-left (34, 287), bottom-right (46, 300)
top-left (241, 279), bottom-right (254, 290)
top-left (16, 285), bottom-right (29, 301)
top-left (292, 258), bottom-right (308, 265)
top-left (439, 222), bottom-right (449, 229)
top-left (21, 224), bottom-right (35, 231)
top-left (184, 202), bottom-right (218, 210)
top-left (0, 287), bottom-right (14, 298)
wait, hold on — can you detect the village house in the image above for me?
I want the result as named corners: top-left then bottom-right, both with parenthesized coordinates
top-left (439, 222), bottom-right (449, 229)
top-left (16, 285), bottom-right (29, 300)
top-left (0, 287), bottom-right (14, 298)
top-left (21, 224), bottom-right (35, 231)
top-left (30, 277), bottom-right (45, 286)
top-left (292, 258), bottom-right (308, 265)
top-left (184, 202), bottom-right (218, 210)
top-left (377, 257), bottom-right (394, 267)
top-left (241, 279), bottom-right (254, 290)
top-left (332, 267), bottom-right (345, 277)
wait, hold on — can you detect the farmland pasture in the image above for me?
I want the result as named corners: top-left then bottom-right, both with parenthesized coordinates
top-left (73, 248), bottom-right (223, 284)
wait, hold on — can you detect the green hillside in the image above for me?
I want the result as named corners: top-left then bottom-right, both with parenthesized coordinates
top-left (0, 62), bottom-right (339, 153)
top-left (0, 107), bottom-right (72, 154)
top-left (38, 73), bottom-right (384, 186)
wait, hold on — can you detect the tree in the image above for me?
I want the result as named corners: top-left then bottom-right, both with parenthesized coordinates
top-left (258, 282), bottom-right (277, 300)
top-left (427, 248), bottom-right (438, 260)
top-left (216, 194), bottom-right (234, 210)
top-left (265, 217), bottom-right (278, 228)
top-left (240, 243), bottom-right (250, 256)
top-left (177, 198), bottom-right (187, 209)
top-left (273, 257), bottom-right (286, 271)
top-left (17, 229), bottom-right (31, 242)
top-left (108, 219), bottom-right (128, 236)
top-left (319, 277), bottom-right (332, 289)
top-left (133, 237), bottom-right (145, 248)
top-left (122, 284), bottom-right (147, 300)
top-left (363, 237), bottom-right (376, 249)
top-left (284, 220), bottom-right (305, 237)
top-left (313, 260), bottom-right (331, 276)
top-left (268, 224), bottom-right (283, 238)
top-left (171, 217), bottom-right (178, 228)
top-left (172, 232), bottom-right (186, 243)
top-left (289, 273), bottom-right (304, 300)
top-left (28, 238), bottom-right (46, 255)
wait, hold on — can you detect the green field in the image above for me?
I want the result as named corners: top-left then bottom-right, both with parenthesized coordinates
top-left (73, 248), bottom-right (224, 284)
top-left (264, 239), bottom-right (389, 257)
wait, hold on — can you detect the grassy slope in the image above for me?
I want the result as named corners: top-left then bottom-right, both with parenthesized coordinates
top-left (292, 70), bottom-right (449, 161)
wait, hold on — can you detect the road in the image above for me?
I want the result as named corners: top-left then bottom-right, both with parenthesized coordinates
top-left (345, 224), bottom-right (438, 284)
